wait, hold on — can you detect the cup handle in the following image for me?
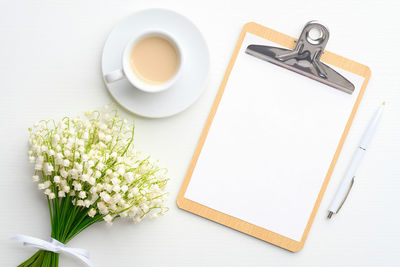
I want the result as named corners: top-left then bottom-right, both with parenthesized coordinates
top-left (104, 69), bottom-right (125, 83)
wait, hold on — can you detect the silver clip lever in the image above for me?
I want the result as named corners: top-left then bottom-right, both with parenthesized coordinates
top-left (245, 21), bottom-right (355, 94)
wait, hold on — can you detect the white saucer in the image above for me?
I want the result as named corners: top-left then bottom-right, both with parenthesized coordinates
top-left (102, 9), bottom-right (209, 118)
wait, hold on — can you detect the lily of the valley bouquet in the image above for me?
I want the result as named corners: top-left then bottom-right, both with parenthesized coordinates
top-left (15, 105), bottom-right (169, 267)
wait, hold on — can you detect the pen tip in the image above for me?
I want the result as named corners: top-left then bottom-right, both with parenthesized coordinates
top-left (327, 211), bottom-right (333, 219)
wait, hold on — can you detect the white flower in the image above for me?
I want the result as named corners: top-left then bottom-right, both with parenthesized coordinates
top-left (63, 185), bottom-right (70, 193)
top-left (68, 129), bottom-right (76, 136)
top-left (78, 191), bottom-right (86, 199)
top-left (105, 135), bottom-right (112, 143)
top-left (94, 170), bottom-right (101, 178)
top-left (104, 214), bottom-right (113, 224)
top-left (96, 162), bottom-right (104, 170)
top-left (55, 153), bottom-right (64, 165)
top-left (44, 181), bottom-right (51, 188)
top-left (43, 163), bottom-right (54, 175)
top-left (133, 216), bottom-right (142, 223)
top-left (97, 202), bottom-right (108, 214)
top-left (86, 168), bottom-right (93, 176)
top-left (69, 169), bottom-right (79, 179)
top-left (64, 150), bottom-right (72, 158)
top-left (88, 177), bottom-right (96, 185)
top-left (53, 176), bottom-right (61, 183)
top-left (89, 187), bottom-right (97, 194)
top-left (88, 208), bottom-right (96, 217)
top-left (90, 193), bottom-right (99, 202)
top-left (113, 185), bottom-right (121, 193)
top-left (82, 154), bottom-right (89, 162)
top-left (38, 183), bottom-right (46, 190)
top-left (84, 200), bottom-right (91, 207)
top-left (81, 174), bottom-right (89, 182)
top-left (52, 134), bottom-right (60, 144)
top-left (73, 182), bottom-right (82, 191)
top-left (124, 172), bottom-right (134, 183)
top-left (75, 163), bottom-right (83, 173)
top-left (109, 204), bottom-right (117, 211)
top-left (60, 168), bottom-right (68, 178)
top-left (152, 198), bottom-right (163, 206)
top-left (117, 167), bottom-right (125, 176)
top-left (82, 132), bottom-right (89, 140)
top-left (131, 187), bottom-right (139, 195)
top-left (111, 177), bottom-right (121, 185)
top-left (100, 192), bottom-right (111, 203)
top-left (77, 139), bottom-right (84, 147)
top-left (97, 201), bottom-right (106, 210)
top-left (96, 184), bottom-right (103, 191)
top-left (113, 193), bottom-right (122, 203)
top-left (104, 184), bottom-right (113, 192)
top-left (35, 163), bottom-right (43, 171)
top-left (63, 159), bottom-right (70, 167)
top-left (150, 184), bottom-right (161, 193)
top-left (29, 107), bottom-right (169, 225)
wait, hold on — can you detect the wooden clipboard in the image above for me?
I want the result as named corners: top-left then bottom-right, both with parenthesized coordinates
top-left (177, 22), bottom-right (371, 252)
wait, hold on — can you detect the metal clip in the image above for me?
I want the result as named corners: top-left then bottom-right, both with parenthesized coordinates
top-left (246, 21), bottom-right (355, 94)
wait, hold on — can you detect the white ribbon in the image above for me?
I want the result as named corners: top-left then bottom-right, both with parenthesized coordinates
top-left (12, 234), bottom-right (93, 266)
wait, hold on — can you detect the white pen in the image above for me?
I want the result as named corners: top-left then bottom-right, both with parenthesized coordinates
top-left (328, 102), bottom-right (385, 219)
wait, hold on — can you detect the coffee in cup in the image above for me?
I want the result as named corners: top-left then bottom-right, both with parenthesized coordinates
top-left (130, 35), bottom-right (180, 84)
top-left (104, 30), bottom-right (182, 93)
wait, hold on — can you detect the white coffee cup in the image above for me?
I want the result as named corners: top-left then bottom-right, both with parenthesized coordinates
top-left (104, 30), bottom-right (183, 93)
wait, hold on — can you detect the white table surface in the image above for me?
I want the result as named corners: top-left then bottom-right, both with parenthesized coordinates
top-left (1, 0), bottom-right (400, 266)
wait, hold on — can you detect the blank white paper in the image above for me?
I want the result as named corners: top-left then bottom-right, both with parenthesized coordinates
top-left (184, 33), bottom-right (365, 242)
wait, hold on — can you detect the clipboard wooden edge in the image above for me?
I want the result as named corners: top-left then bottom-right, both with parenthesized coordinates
top-left (177, 22), bottom-right (371, 252)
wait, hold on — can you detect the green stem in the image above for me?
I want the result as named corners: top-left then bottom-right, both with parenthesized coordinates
top-left (17, 250), bottom-right (41, 267)
top-left (35, 250), bottom-right (46, 266)
top-left (65, 215), bottom-right (104, 243)
top-left (65, 209), bottom-right (90, 240)
top-left (60, 202), bottom-right (80, 241)
top-left (59, 196), bottom-right (71, 239)
top-left (42, 251), bottom-right (52, 266)
top-left (60, 204), bottom-right (84, 242)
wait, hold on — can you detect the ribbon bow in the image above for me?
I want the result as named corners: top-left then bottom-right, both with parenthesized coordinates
top-left (12, 234), bottom-right (93, 266)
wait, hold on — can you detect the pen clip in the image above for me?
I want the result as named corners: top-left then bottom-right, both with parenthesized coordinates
top-left (336, 176), bottom-right (355, 213)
